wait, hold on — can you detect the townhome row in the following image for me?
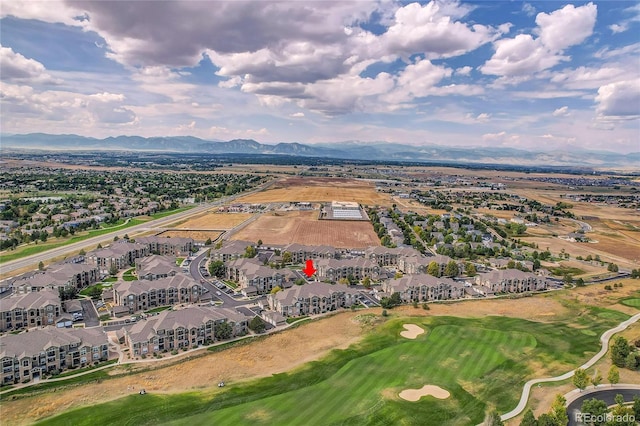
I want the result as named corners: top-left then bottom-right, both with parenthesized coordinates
top-left (381, 274), bottom-right (465, 302)
top-left (124, 306), bottom-right (248, 356)
top-left (1, 327), bottom-right (108, 384)
top-left (112, 273), bottom-right (209, 315)
top-left (264, 281), bottom-right (360, 317)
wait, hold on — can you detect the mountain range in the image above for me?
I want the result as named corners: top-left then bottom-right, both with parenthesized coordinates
top-left (2, 133), bottom-right (638, 168)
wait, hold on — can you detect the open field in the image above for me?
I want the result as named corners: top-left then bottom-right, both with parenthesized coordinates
top-left (32, 308), bottom-right (632, 426)
top-left (171, 212), bottom-right (253, 230)
top-left (230, 210), bottom-right (380, 248)
top-left (236, 177), bottom-right (392, 206)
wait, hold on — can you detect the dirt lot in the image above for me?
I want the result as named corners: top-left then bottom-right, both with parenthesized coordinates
top-left (172, 212), bottom-right (253, 230)
top-left (157, 230), bottom-right (222, 241)
top-left (236, 177), bottom-right (392, 206)
top-left (231, 210), bottom-right (381, 248)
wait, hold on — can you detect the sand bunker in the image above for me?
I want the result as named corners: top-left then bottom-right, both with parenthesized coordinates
top-left (399, 385), bottom-right (450, 401)
top-left (400, 324), bottom-right (425, 339)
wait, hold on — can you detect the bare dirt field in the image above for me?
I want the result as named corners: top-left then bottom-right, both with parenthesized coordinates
top-left (231, 210), bottom-right (381, 248)
top-left (236, 177), bottom-right (392, 206)
top-left (171, 212), bottom-right (253, 230)
top-left (157, 230), bottom-right (222, 241)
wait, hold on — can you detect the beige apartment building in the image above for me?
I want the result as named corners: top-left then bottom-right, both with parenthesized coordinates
top-left (0, 289), bottom-right (62, 332)
top-left (266, 281), bottom-right (360, 317)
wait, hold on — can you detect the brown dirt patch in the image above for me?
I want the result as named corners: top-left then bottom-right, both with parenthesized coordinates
top-left (230, 210), bottom-right (380, 248)
top-left (236, 178), bottom-right (392, 206)
top-left (173, 212), bottom-right (253, 230)
top-left (157, 230), bottom-right (223, 241)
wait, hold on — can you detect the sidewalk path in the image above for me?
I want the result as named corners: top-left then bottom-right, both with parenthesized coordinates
top-left (500, 312), bottom-right (640, 422)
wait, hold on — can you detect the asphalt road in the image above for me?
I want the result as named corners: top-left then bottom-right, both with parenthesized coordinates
top-left (80, 299), bottom-right (100, 327)
top-left (0, 179), bottom-right (275, 276)
top-left (567, 387), bottom-right (640, 426)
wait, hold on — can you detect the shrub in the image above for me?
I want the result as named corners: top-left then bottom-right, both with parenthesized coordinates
top-left (381, 309), bottom-right (388, 317)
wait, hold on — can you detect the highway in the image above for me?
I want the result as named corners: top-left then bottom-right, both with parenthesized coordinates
top-left (0, 179), bottom-right (275, 277)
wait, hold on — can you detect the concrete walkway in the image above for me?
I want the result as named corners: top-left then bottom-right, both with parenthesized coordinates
top-left (500, 312), bottom-right (640, 422)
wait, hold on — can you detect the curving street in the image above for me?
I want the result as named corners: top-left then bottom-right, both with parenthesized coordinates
top-left (565, 385), bottom-right (640, 426)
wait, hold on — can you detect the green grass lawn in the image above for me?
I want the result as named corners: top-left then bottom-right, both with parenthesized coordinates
top-left (223, 280), bottom-right (238, 289)
top-left (620, 298), bottom-right (640, 309)
top-left (548, 266), bottom-right (585, 277)
top-left (122, 268), bottom-right (137, 281)
top-left (0, 219), bottom-right (145, 263)
top-left (35, 307), bottom-right (629, 426)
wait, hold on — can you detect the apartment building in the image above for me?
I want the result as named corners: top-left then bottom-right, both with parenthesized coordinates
top-left (382, 274), bottom-right (465, 302)
top-left (124, 306), bottom-right (248, 355)
top-left (0, 289), bottom-right (62, 332)
top-left (280, 243), bottom-right (338, 263)
top-left (87, 241), bottom-right (149, 274)
top-left (136, 236), bottom-right (193, 256)
top-left (364, 246), bottom-right (421, 266)
top-left (0, 327), bottom-right (108, 384)
top-left (225, 258), bottom-right (286, 295)
top-left (397, 254), bottom-right (456, 276)
top-left (136, 255), bottom-right (181, 280)
top-left (266, 281), bottom-right (360, 317)
top-left (210, 240), bottom-right (254, 262)
top-left (112, 274), bottom-right (208, 314)
top-left (11, 263), bottom-right (99, 293)
top-left (315, 258), bottom-right (380, 282)
top-left (475, 269), bottom-right (547, 293)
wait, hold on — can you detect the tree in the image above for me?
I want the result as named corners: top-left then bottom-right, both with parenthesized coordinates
top-left (536, 414), bottom-right (555, 426)
top-left (575, 277), bottom-right (585, 287)
top-left (215, 241), bottom-right (223, 249)
top-left (362, 277), bottom-right (372, 288)
top-left (632, 396), bottom-right (640, 420)
top-left (465, 262), bottom-right (477, 276)
top-left (608, 365), bottom-right (620, 385)
top-left (208, 260), bottom-right (225, 278)
top-left (590, 369), bottom-right (603, 387)
top-left (608, 263), bottom-right (619, 272)
top-left (444, 260), bottom-right (459, 277)
top-left (347, 274), bottom-right (357, 285)
top-left (97, 243), bottom-right (103, 249)
top-left (519, 408), bottom-right (537, 426)
top-left (484, 410), bottom-right (504, 426)
top-left (214, 321), bottom-right (233, 340)
top-left (609, 395), bottom-right (635, 426)
top-left (580, 398), bottom-right (608, 426)
top-left (205, 238), bottom-right (212, 246)
top-left (426, 261), bottom-right (440, 277)
top-left (257, 239), bottom-right (262, 247)
top-left (422, 303), bottom-right (430, 310)
top-left (78, 249), bottom-right (86, 256)
top-left (573, 368), bottom-right (589, 391)
top-left (113, 235), bottom-right (119, 241)
top-left (563, 274), bottom-right (573, 286)
top-left (282, 251), bottom-right (292, 264)
top-left (270, 286), bottom-right (282, 294)
top-left (38, 261), bottom-right (45, 271)
top-left (244, 245), bottom-right (257, 258)
top-left (108, 263), bottom-right (119, 276)
top-left (550, 394), bottom-right (568, 426)
top-left (624, 353), bottom-right (638, 370)
top-left (295, 278), bottom-right (306, 286)
top-left (249, 316), bottom-right (266, 333)
top-left (611, 336), bottom-right (631, 367)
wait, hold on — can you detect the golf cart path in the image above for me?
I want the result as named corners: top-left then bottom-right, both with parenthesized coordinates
top-left (500, 312), bottom-right (640, 422)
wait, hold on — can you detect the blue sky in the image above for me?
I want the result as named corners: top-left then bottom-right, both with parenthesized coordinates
top-left (1, 1), bottom-right (638, 153)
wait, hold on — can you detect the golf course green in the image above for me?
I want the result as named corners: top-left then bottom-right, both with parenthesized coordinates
top-left (34, 306), bottom-right (629, 426)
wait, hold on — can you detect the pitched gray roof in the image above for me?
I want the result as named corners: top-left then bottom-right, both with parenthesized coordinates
top-left (0, 327), bottom-right (107, 360)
